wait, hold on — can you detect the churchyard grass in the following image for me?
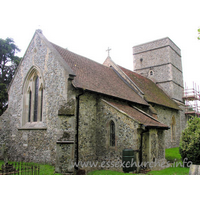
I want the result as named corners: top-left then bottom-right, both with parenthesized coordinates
top-left (0, 147), bottom-right (190, 175)
top-left (146, 147), bottom-right (189, 175)
top-left (146, 165), bottom-right (189, 175)
top-left (88, 147), bottom-right (190, 175)
top-left (88, 170), bottom-right (135, 175)
top-left (165, 147), bottom-right (182, 162)
top-left (0, 160), bottom-right (62, 175)
top-left (39, 163), bottom-right (62, 175)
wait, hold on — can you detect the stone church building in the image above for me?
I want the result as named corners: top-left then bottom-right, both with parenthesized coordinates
top-left (0, 30), bottom-right (186, 173)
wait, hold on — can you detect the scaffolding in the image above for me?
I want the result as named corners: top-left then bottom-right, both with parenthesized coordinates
top-left (183, 82), bottom-right (200, 118)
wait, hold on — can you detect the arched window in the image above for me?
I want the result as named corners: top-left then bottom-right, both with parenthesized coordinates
top-left (110, 121), bottom-right (115, 146)
top-left (22, 66), bottom-right (44, 126)
top-left (149, 70), bottom-right (154, 76)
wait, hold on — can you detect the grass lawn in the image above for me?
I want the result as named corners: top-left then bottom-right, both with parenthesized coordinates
top-left (146, 147), bottom-right (189, 175)
top-left (165, 147), bottom-right (182, 162)
top-left (146, 165), bottom-right (189, 175)
top-left (88, 147), bottom-right (190, 175)
top-left (0, 147), bottom-right (190, 175)
top-left (88, 170), bottom-right (136, 175)
top-left (0, 160), bottom-right (62, 175)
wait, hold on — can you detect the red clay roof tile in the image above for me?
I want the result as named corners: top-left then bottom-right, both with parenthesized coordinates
top-left (119, 66), bottom-right (180, 110)
top-left (51, 42), bottom-right (179, 110)
top-left (51, 43), bottom-right (148, 106)
top-left (104, 100), bottom-right (169, 129)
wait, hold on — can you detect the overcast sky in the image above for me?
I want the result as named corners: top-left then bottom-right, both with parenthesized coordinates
top-left (2, 0), bottom-right (200, 89)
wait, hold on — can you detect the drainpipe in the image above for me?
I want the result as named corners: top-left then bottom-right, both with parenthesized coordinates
top-left (75, 89), bottom-right (85, 170)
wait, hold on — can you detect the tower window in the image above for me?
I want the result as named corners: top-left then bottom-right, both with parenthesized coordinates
top-left (149, 70), bottom-right (154, 76)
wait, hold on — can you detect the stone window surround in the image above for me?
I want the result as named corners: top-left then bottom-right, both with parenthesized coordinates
top-left (21, 66), bottom-right (45, 128)
top-left (149, 69), bottom-right (154, 76)
top-left (106, 118), bottom-right (118, 151)
top-left (110, 120), bottom-right (115, 147)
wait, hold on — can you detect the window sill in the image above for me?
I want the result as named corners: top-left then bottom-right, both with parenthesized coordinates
top-left (56, 141), bottom-right (74, 144)
top-left (109, 146), bottom-right (117, 151)
top-left (18, 122), bottom-right (47, 130)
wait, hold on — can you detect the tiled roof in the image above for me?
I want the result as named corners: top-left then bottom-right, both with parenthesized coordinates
top-left (51, 43), bottom-right (148, 106)
top-left (119, 66), bottom-right (180, 110)
top-left (51, 41), bottom-right (179, 110)
top-left (104, 100), bottom-right (169, 129)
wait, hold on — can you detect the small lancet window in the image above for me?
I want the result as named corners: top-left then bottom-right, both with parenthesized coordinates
top-left (28, 90), bottom-right (32, 122)
top-left (40, 88), bottom-right (43, 121)
top-left (110, 121), bottom-right (115, 146)
top-left (149, 70), bottom-right (154, 76)
top-left (33, 76), bottom-right (39, 122)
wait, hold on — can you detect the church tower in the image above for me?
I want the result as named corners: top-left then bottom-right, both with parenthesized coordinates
top-left (132, 37), bottom-right (184, 103)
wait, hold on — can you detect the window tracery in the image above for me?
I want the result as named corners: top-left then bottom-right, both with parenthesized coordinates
top-left (22, 67), bottom-right (44, 125)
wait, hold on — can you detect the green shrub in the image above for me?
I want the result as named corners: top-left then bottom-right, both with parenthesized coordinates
top-left (179, 117), bottom-right (200, 164)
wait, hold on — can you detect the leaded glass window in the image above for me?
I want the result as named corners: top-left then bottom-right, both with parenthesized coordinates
top-left (22, 67), bottom-right (44, 125)
top-left (110, 121), bottom-right (115, 146)
top-left (28, 91), bottom-right (32, 122)
top-left (40, 88), bottom-right (43, 121)
top-left (34, 76), bottom-right (39, 122)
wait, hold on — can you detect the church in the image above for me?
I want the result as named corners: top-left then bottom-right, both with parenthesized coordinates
top-left (0, 30), bottom-right (186, 173)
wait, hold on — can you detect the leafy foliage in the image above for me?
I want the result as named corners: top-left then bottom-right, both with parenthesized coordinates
top-left (0, 83), bottom-right (8, 115)
top-left (198, 29), bottom-right (200, 40)
top-left (179, 117), bottom-right (200, 164)
top-left (0, 37), bottom-right (21, 115)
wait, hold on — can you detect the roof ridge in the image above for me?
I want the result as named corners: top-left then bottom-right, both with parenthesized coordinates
top-left (103, 57), bottom-right (144, 97)
top-left (119, 65), bottom-right (146, 79)
top-left (120, 66), bottom-right (180, 110)
top-left (116, 65), bottom-right (144, 95)
top-left (52, 42), bottom-right (149, 106)
top-left (50, 42), bottom-right (108, 69)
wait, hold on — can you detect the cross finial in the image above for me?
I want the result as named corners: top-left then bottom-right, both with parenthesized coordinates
top-left (106, 47), bottom-right (111, 57)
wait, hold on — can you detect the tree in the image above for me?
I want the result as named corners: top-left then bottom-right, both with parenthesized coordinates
top-left (198, 29), bottom-right (200, 40)
top-left (179, 117), bottom-right (200, 164)
top-left (0, 37), bottom-right (21, 115)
